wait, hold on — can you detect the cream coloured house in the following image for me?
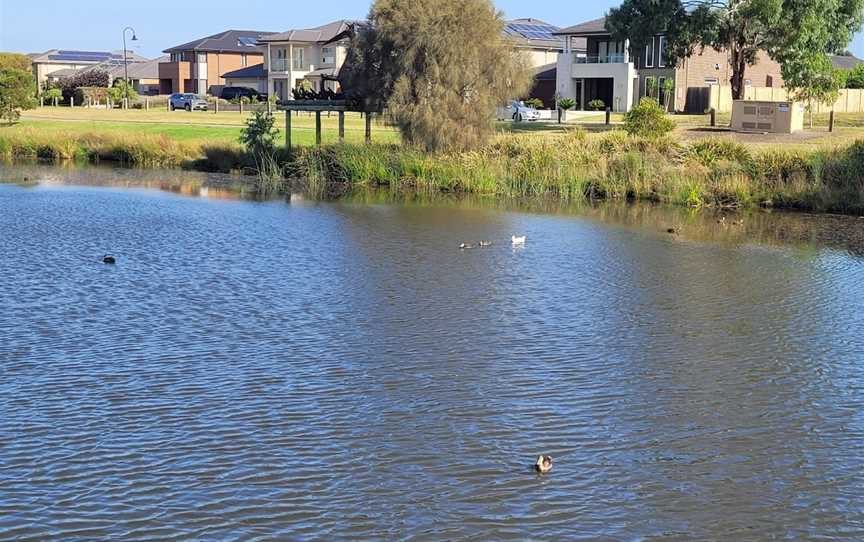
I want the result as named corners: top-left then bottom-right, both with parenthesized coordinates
top-left (258, 20), bottom-right (356, 101)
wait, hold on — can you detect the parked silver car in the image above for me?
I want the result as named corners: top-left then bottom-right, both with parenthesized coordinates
top-left (169, 93), bottom-right (209, 111)
top-left (506, 100), bottom-right (541, 122)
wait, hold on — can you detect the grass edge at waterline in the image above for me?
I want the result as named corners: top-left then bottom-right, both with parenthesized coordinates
top-left (2, 127), bottom-right (863, 215)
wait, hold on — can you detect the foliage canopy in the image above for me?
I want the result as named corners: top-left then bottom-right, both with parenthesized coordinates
top-left (341, 0), bottom-right (531, 152)
top-left (606, 0), bottom-right (864, 100)
top-left (0, 68), bottom-right (37, 124)
top-left (0, 53), bottom-right (31, 72)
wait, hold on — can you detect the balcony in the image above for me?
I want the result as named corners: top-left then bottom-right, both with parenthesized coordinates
top-left (575, 54), bottom-right (628, 65)
top-left (270, 59), bottom-right (313, 72)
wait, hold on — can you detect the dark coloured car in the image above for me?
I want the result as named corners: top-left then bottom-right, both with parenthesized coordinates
top-left (220, 87), bottom-right (264, 101)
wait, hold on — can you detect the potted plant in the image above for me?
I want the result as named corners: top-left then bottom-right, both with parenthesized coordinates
top-left (557, 97), bottom-right (576, 123)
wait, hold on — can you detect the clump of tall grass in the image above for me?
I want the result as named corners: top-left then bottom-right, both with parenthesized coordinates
top-left (0, 129), bottom-right (201, 168)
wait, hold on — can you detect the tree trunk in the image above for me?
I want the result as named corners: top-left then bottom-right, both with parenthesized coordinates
top-left (729, 46), bottom-right (747, 101)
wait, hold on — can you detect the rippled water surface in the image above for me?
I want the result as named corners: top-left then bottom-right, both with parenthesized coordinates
top-left (2, 168), bottom-right (864, 541)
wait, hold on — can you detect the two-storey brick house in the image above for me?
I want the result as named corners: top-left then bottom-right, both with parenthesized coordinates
top-left (159, 30), bottom-right (276, 95)
top-left (555, 16), bottom-right (784, 113)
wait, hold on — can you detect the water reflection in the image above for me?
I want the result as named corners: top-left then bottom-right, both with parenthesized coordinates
top-left (0, 166), bottom-right (863, 541)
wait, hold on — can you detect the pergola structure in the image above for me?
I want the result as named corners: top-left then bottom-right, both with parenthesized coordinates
top-left (279, 100), bottom-right (375, 149)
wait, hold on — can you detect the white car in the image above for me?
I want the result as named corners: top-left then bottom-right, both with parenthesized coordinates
top-left (507, 100), bottom-right (541, 122)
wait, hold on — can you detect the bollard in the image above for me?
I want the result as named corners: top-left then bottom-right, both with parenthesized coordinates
top-left (40, 96), bottom-right (44, 107)
top-left (215, 99), bottom-right (219, 113)
top-left (167, 99), bottom-right (170, 112)
top-left (605, 107), bottom-right (611, 125)
top-left (70, 96), bottom-right (74, 108)
top-left (315, 111), bottom-right (322, 146)
top-left (710, 108), bottom-right (716, 127)
top-left (829, 110), bottom-right (835, 133)
top-left (285, 110), bottom-right (292, 150)
top-left (145, 98), bottom-right (149, 111)
top-left (365, 112), bottom-right (372, 144)
top-left (338, 111), bottom-right (345, 142)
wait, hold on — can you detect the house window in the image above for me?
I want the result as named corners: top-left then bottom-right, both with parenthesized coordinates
top-left (645, 76), bottom-right (656, 98)
top-left (171, 52), bottom-right (181, 62)
top-left (658, 36), bottom-right (666, 67)
top-left (658, 76), bottom-right (668, 108)
top-left (322, 47), bottom-right (335, 65)
top-left (197, 53), bottom-right (207, 64)
top-left (293, 48), bottom-right (305, 70)
top-left (766, 75), bottom-right (774, 87)
top-left (645, 37), bottom-right (655, 68)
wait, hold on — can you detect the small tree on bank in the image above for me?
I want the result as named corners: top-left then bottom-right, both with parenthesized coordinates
top-left (0, 68), bottom-right (37, 124)
top-left (341, 0), bottom-right (531, 152)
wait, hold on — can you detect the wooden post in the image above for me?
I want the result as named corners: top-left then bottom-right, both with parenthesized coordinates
top-left (167, 99), bottom-right (170, 112)
top-left (710, 108), bottom-right (716, 127)
top-left (365, 112), bottom-right (372, 144)
top-left (605, 107), bottom-right (611, 125)
top-left (267, 100), bottom-right (272, 114)
top-left (240, 101), bottom-right (244, 114)
top-left (145, 98), bottom-right (149, 111)
top-left (315, 111), bottom-right (322, 146)
top-left (285, 110), bottom-right (292, 150)
top-left (829, 110), bottom-right (835, 133)
top-left (338, 111), bottom-right (345, 142)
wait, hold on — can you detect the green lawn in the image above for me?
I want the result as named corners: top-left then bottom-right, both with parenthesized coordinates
top-left (17, 107), bottom-right (401, 147)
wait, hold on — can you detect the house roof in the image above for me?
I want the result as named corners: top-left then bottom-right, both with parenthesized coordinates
top-left (29, 49), bottom-right (149, 65)
top-left (47, 55), bottom-right (166, 81)
top-left (259, 20), bottom-right (358, 44)
top-left (164, 30), bottom-right (277, 54)
top-left (223, 63), bottom-right (267, 79)
top-left (831, 54), bottom-right (864, 70)
top-left (504, 19), bottom-right (564, 50)
top-left (554, 17), bottom-right (611, 37)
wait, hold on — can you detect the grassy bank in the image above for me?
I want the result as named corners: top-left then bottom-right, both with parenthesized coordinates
top-left (2, 123), bottom-right (863, 214)
top-left (294, 130), bottom-right (864, 214)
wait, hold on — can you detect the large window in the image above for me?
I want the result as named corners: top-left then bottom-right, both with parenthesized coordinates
top-left (645, 37), bottom-right (655, 68)
top-left (658, 36), bottom-right (666, 67)
top-left (197, 53), bottom-right (207, 64)
top-left (645, 76), bottom-right (656, 98)
top-left (322, 47), bottom-right (335, 65)
top-left (293, 48), bottom-right (306, 70)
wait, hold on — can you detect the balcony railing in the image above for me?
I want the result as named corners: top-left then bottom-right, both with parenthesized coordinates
top-left (575, 54), bottom-right (627, 64)
top-left (271, 58), bottom-right (313, 72)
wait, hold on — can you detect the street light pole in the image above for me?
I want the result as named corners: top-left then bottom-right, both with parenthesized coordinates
top-left (122, 26), bottom-right (138, 103)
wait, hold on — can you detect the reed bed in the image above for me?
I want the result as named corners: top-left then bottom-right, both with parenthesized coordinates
top-left (2, 127), bottom-right (864, 214)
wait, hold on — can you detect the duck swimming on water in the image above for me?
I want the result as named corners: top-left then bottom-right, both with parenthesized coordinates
top-left (511, 235), bottom-right (526, 246)
top-left (102, 255), bottom-right (116, 265)
top-left (534, 455), bottom-right (553, 474)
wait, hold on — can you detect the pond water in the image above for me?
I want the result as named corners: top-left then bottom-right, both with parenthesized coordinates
top-left (1, 166), bottom-right (863, 541)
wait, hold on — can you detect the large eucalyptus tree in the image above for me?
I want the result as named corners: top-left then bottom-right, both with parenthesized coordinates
top-left (606, 0), bottom-right (864, 100)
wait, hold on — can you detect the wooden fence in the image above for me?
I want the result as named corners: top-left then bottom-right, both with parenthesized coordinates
top-left (707, 86), bottom-right (864, 113)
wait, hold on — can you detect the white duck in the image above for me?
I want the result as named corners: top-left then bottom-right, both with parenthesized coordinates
top-left (511, 235), bottom-right (527, 246)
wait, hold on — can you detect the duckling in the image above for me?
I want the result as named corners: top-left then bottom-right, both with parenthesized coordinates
top-left (478, 241), bottom-right (493, 248)
top-left (459, 243), bottom-right (476, 250)
top-left (534, 455), bottom-right (553, 474)
top-left (102, 255), bottom-right (116, 265)
top-left (511, 235), bottom-right (527, 246)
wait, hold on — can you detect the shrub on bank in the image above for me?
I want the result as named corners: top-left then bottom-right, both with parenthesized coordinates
top-left (623, 98), bottom-right (675, 138)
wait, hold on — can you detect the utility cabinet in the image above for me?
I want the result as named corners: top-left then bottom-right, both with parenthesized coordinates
top-left (731, 100), bottom-right (804, 134)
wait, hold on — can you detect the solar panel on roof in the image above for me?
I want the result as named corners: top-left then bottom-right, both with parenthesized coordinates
top-left (238, 37), bottom-right (258, 46)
